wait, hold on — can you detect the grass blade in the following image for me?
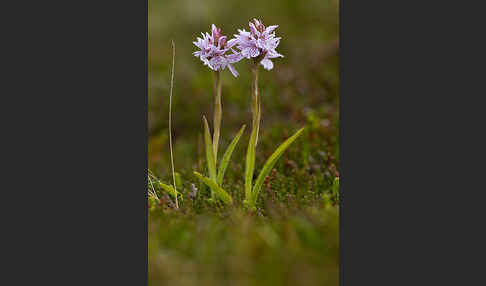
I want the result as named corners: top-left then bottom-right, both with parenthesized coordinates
top-left (250, 127), bottom-right (305, 206)
top-left (244, 122), bottom-right (258, 203)
top-left (217, 124), bottom-right (246, 185)
top-left (332, 176), bottom-right (339, 202)
top-left (193, 172), bottom-right (233, 205)
top-left (158, 180), bottom-right (183, 201)
top-left (203, 116), bottom-right (217, 181)
top-left (168, 40), bottom-right (178, 208)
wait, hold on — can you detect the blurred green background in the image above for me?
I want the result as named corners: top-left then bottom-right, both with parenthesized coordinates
top-left (149, 0), bottom-right (339, 285)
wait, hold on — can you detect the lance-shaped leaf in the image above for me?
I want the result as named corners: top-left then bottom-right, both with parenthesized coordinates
top-left (244, 122), bottom-right (259, 202)
top-left (217, 124), bottom-right (246, 186)
top-left (203, 116), bottom-right (217, 181)
top-left (193, 171), bottom-right (233, 205)
top-left (158, 181), bottom-right (183, 201)
top-left (250, 127), bottom-right (305, 206)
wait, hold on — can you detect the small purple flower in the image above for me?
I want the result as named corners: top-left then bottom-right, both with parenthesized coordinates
top-left (229, 19), bottom-right (283, 70)
top-left (193, 24), bottom-right (243, 77)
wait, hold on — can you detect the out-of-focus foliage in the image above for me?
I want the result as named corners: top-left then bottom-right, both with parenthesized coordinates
top-left (149, 207), bottom-right (338, 286)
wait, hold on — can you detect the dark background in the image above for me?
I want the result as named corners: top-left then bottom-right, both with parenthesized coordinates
top-left (3, 0), bottom-right (482, 285)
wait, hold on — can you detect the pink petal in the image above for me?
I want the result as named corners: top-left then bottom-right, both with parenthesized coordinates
top-left (265, 25), bottom-right (278, 35)
top-left (218, 36), bottom-right (227, 48)
top-left (260, 58), bottom-right (274, 70)
top-left (227, 38), bottom-right (238, 48)
top-left (227, 64), bottom-right (239, 77)
top-left (249, 22), bottom-right (259, 36)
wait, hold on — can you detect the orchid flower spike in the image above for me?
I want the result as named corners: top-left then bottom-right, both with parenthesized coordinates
top-left (228, 18), bottom-right (283, 70)
top-left (193, 24), bottom-right (243, 77)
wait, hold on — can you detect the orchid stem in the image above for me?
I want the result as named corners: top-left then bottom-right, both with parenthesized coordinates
top-left (213, 71), bottom-right (222, 163)
top-left (252, 65), bottom-right (260, 146)
top-left (245, 64), bottom-right (261, 203)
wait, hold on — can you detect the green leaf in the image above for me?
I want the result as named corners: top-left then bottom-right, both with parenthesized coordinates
top-left (193, 172), bottom-right (233, 205)
top-left (244, 122), bottom-right (258, 202)
top-left (250, 127), bottom-right (306, 206)
top-left (217, 124), bottom-right (246, 186)
top-left (203, 116), bottom-right (217, 182)
top-left (332, 177), bottom-right (340, 202)
top-left (158, 181), bottom-right (183, 201)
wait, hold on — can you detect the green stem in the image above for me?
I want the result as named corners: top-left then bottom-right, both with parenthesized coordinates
top-left (213, 71), bottom-right (222, 163)
top-left (245, 64), bottom-right (260, 203)
top-left (254, 67), bottom-right (260, 146)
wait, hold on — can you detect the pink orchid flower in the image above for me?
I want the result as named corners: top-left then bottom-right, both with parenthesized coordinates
top-left (193, 24), bottom-right (243, 77)
top-left (228, 19), bottom-right (283, 70)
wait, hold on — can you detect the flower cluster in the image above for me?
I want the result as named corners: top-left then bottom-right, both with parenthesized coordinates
top-left (193, 24), bottom-right (242, 77)
top-left (193, 19), bottom-right (283, 73)
top-left (229, 19), bottom-right (283, 70)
